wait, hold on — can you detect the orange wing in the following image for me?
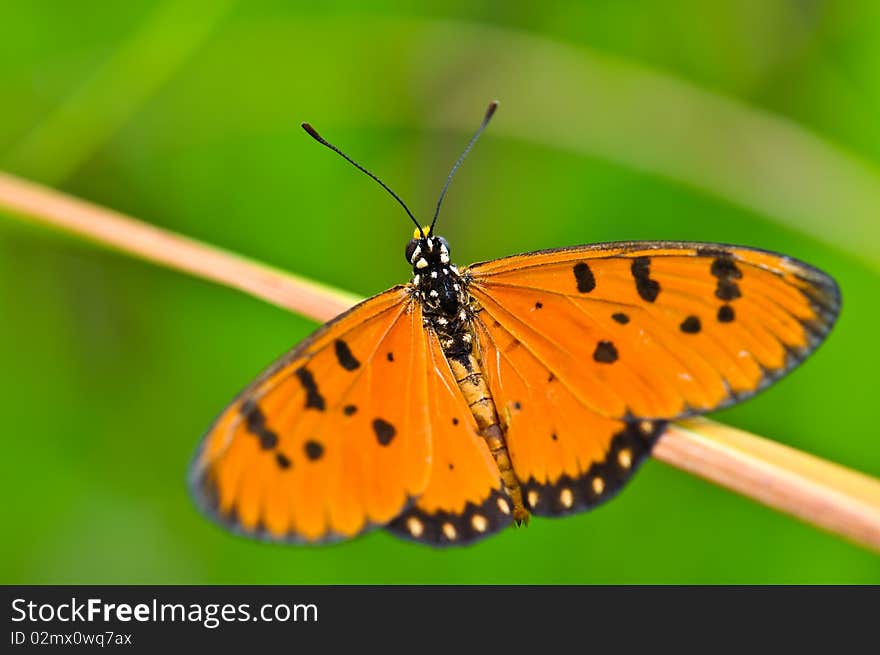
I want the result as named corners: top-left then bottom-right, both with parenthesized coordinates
top-left (386, 330), bottom-right (513, 545)
top-left (189, 286), bottom-right (434, 544)
top-left (466, 241), bottom-right (839, 516)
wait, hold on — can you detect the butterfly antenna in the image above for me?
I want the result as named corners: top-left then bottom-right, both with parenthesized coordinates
top-left (429, 100), bottom-right (498, 235)
top-left (301, 122), bottom-right (424, 238)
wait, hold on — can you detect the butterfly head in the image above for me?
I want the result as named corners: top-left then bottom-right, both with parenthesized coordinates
top-left (406, 232), bottom-right (452, 272)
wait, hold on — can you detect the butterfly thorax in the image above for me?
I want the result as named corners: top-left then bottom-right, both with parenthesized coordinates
top-left (407, 235), bottom-right (473, 362)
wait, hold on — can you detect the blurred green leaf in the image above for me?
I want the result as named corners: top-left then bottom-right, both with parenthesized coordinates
top-left (3, 0), bottom-right (236, 184)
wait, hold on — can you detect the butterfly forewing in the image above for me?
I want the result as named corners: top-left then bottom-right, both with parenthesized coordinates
top-left (466, 242), bottom-right (839, 417)
top-left (190, 286), bottom-right (433, 543)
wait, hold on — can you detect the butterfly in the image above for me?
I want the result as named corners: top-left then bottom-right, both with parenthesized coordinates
top-left (189, 102), bottom-right (840, 547)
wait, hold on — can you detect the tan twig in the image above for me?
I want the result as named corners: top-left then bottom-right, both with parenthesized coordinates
top-left (1, 170), bottom-right (878, 553)
top-left (659, 419), bottom-right (880, 551)
top-left (0, 173), bottom-right (360, 322)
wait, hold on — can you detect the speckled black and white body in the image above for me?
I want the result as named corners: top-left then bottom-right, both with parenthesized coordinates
top-left (406, 233), bottom-right (530, 524)
top-left (406, 235), bottom-right (472, 361)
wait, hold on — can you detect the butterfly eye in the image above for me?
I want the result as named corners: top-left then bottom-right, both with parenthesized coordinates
top-left (405, 239), bottom-right (420, 264)
top-left (437, 236), bottom-right (450, 252)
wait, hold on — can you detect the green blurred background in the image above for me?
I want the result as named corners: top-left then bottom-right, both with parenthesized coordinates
top-left (1, 1), bottom-right (878, 583)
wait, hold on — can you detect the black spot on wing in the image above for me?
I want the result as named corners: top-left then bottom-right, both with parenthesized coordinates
top-left (240, 400), bottom-right (279, 450)
top-left (521, 419), bottom-right (666, 517)
top-left (573, 262), bottom-right (596, 293)
top-left (535, 301), bottom-right (543, 309)
top-left (294, 367), bottom-right (326, 411)
top-left (680, 315), bottom-right (701, 334)
top-left (304, 440), bottom-right (324, 461)
top-left (385, 488), bottom-right (514, 547)
top-left (593, 340), bottom-right (618, 363)
top-left (372, 418), bottom-right (396, 446)
top-left (631, 257), bottom-right (660, 302)
top-left (343, 404), bottom-right (358, 416)
top-left (386, 352), bottom-right (395, 362)
top-left (710, 256), bottom-right (742, 280)
top-left (715, 279), bottom-right (741, 301)
top-left (709, 253), bottom-right (743, 301)
top-left (241, 399), bottom-right (265, 432)
top-left (717, 305), bottom-right (735, 322)
top-left (258, 431), bottom-right (278, 450)
top-left (611, 312), bottom-right (630, 324)
top-left (275, 452), bottom-right (291, 469)
top-left (333, 339), bottom-right (360, 371)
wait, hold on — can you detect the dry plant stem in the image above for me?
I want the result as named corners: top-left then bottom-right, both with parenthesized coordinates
top-left (1, 171), bottom-right (879, 554)
top-left (659, 419), bottom-right (880, 552)
top-left (0, 173), bottom-right (360, 321)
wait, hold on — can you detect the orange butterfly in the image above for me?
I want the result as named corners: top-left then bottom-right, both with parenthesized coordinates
top-left (189, 102), bottom-right (840, 546)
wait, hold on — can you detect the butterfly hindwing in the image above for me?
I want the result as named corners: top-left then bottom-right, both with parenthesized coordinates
top-left (466, 241), bottom-right (839, 516)
top-left (471, 312), bottom-right (667, 516)
top-left (189, 286), bottom-right (434, 543)
top-left (386, 330), bottom-right (513, 545)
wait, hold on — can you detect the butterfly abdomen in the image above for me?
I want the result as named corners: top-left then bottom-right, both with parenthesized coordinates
top-left (446, 352), bottom-right (530, 526)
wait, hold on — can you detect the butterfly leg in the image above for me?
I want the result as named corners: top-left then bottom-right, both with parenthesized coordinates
top-left (446, 353), bottom-right (530, 526)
